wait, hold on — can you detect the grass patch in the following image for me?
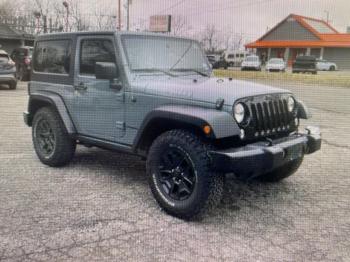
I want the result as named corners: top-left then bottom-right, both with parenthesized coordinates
top-left (214, 69), bottom-right (350, 87)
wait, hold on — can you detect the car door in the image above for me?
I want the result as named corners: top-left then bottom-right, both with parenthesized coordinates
top-left (317, 60), bottom-right (326, 70)
top-left (69, 35), bottom-right (125, 142)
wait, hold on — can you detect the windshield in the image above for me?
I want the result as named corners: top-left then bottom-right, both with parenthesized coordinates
top-left (245, 56), bottom-right (258, 62)
top-left (121, 35), bottom-right (210, 76)
top-left (269, 59), bottom-right (284, 64)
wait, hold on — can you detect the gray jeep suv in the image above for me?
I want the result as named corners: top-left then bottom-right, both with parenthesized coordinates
top-left (24, 32), bottom-right (321, 219)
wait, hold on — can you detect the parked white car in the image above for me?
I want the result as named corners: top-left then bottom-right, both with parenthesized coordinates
top-left (316, 59), bottom-right (337, 71)
top-left (241, 55), bottom-right (261, 71)
top-left (266, 58), bottom-right (286, 72)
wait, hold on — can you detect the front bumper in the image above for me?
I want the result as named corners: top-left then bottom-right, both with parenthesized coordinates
top-left (242, 66), bottom-right (260, 70)
top-left (209, 127), bottom-right (321, 179)
top-left (267, 67), bottom-right (284, 71)
top-left (0, 73), bottom-right (16, 84)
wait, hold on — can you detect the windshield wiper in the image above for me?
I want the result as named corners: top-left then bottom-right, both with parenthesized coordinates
top-left (134, 68), bottom-right (177, 77)
top-left (169, 41), bottom-right (194, 71)
top-left (172, 68), bottom-right (210, 77)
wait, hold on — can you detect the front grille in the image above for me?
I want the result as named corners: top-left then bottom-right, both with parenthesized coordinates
top-left (238, 94), bottom-right (297, 139)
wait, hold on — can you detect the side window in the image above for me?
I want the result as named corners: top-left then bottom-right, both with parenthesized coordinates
top-left (79, 39), bottom-right (116, 75)
top-left (33, 40), bottom-right (71, 74)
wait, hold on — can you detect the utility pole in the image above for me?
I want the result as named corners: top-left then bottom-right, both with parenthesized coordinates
top-left (324, 10), bottom-right (329, 23)
top-left (126, 0), bottom-right (130, 31)
top-left (63, 1), bottom-right (69, 32)
top-left (118, 0), bottom-right (121, 30)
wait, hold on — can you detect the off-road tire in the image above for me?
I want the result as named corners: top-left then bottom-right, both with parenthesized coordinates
top-left (258, 156), bottom-right (304, 182)
top-left (147, 130), bottom-right (224, 220)
top-left (32, 107), bottom-right (76, 167)
top-left (330, 66), bottom-right (335, 71)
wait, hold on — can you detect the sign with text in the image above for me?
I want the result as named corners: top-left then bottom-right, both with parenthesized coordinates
top-left (149, 15), bottom-right (171, 32)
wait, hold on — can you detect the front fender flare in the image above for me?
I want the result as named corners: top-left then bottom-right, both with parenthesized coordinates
top-left (297, 100), bottom-right (311, 119)
top-left (133, 104), bottom-right (240, 146)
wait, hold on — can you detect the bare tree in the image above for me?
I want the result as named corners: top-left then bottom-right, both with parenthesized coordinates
top-left (170, 15), bottom-right (191, 36)
top-left (92, 4), bottom-right (118, 31)
top-left (220, 31), bottom-right (243, 51)
top-left (0, 0), bottom-right (38, 34)
top-left (200, 24), bottom-right (220, 53)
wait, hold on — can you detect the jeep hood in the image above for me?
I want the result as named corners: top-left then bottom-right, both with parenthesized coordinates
top-left (131, 76), bottom-right (291, 106)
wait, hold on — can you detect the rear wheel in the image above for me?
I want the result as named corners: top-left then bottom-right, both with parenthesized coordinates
top-left (16, 66), bottom-right (29, 81)
top-left (258, 157), bottom-right (304, 182)
top-left (330, 65), bottom-right (335, 71)
top-left (9, 82), bottom-right (17, 90)
top-left (32, 107), bottom-right (76, 167)
top-left (16, 66), bottom-right (24, 81)
top-left (147, 130), bottom-right (224, 220)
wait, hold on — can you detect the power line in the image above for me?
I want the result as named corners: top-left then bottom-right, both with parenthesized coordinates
top-left (156, 0), bottom-right (186, 15)
top-left (186, 0), bottom-right (277, 17)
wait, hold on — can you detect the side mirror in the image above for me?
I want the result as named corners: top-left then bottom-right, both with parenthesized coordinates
top-left (95, 62), bottom-right (118, 80)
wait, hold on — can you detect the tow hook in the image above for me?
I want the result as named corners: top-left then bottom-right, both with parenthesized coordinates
top-left (266, 138), bottom-right (274, 146)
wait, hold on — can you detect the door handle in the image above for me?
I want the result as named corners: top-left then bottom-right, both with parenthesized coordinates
top-left (74, 82), bottom-right (87, 91)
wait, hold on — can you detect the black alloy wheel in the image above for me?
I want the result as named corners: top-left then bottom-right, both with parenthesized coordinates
top-left (156, 146), bottom-right (196, 201)
top-left (147, 130), bottom-right (224, 219)
top-left (35, 118), bottom-right (56, 157)
top-left (32, 107), bottom-right (76, 167)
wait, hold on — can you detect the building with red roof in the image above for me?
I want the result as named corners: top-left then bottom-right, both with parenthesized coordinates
top-left (245, 14), bottom-right (350, 69)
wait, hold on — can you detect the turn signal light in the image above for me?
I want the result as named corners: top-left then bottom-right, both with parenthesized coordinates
top-left (203, 125), bottom-right (211, 135)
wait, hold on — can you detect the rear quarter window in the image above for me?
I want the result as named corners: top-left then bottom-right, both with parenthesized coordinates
top-left (33, 40), bottom-right (71, 74)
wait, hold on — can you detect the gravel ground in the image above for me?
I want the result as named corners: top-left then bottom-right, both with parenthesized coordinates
top-left (0, 81), bottom-right (349, 261)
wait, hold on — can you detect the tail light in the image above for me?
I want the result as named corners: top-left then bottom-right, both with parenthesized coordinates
top-left (4, 59), bottom-right (15, 70)
top-left (24, 57), bottom-right (31, 65)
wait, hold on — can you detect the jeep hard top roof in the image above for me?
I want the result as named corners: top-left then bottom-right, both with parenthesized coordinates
top-left (34, 31), bottom-right (194, 42)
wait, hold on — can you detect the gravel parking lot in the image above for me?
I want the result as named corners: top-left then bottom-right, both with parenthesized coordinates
top-left (0, 81), bottom-right (349, 261)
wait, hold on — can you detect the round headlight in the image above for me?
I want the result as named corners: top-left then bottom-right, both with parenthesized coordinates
top-left (234, 103), bottom-right (245, 123)
top-left (287, 96), bottom-right (295, 112)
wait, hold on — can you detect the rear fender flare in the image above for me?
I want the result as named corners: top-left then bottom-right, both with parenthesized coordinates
top-left (28, 92), bottom-right (76, 134)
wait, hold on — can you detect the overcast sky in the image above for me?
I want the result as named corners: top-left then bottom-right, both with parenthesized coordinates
top-left (125, 0), bottom-right (350, 42)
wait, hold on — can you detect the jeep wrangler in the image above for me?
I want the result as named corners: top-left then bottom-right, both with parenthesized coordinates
top-left (24, 32), bottom-right (321, 219)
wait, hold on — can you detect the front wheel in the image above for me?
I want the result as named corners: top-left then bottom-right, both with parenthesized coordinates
top-left (32, 107), bottom-right (76, 167)
top-left (258, 157), bottom-right (304, 182)
top-left (147, 130), bottom-right (224, 220)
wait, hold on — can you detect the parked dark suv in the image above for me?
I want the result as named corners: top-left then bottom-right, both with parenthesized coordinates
top-left (206, 54), bottom-right (227, 69)
top-left (24, 32), bottom-right (321, 219)
top-left (292, 55), bottom-right (317, 74)
top-left (10, 46), bottom-right (33, 81)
